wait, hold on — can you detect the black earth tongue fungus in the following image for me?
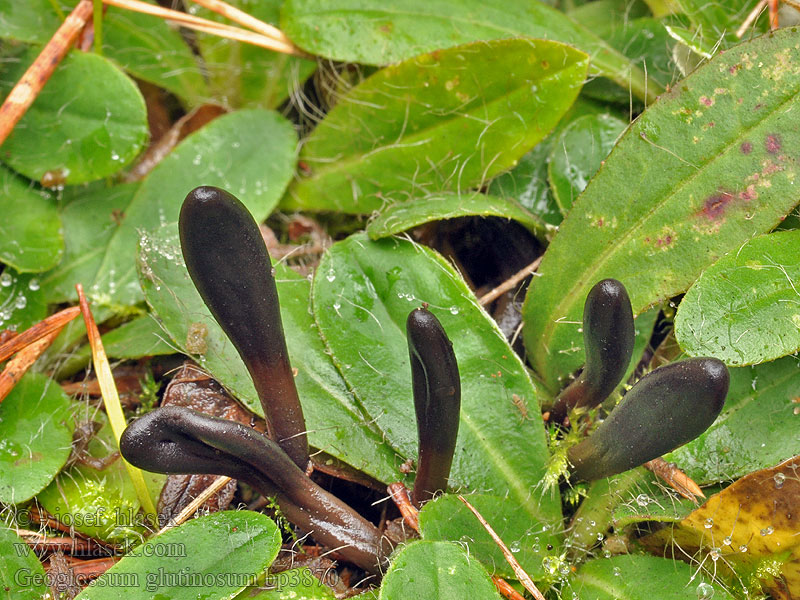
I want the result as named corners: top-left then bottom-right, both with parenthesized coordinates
top-left (406, 307), bottom-right (461, 507)
top-left (550, 278), bottom-right (635, 425)
top-left (119, 406), bottom-right (390, 574)
top-left (567, 357), bottom-right (729, 482)
top-left (179, 186), bottom-right (308, 470)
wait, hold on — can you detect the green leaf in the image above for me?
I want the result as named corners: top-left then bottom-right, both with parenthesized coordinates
top-left (0, 47), bottom-right (148, 184)
top-left (523, 29), bottom-right (800, 392)
top-left (284, 39), bottom-right (588, 214)
top-left (0, 0), bottom-right (63, 43)
top-left (281, 0), bottom-right (659, 101)
top-left (548, 114), bottom-right (627, 215)
top-left (312, 233), bottom-right (560, 524)
top-left (38, 182), bottom-right (139, 304)
top-left (37, 413), bottom-right (162, 546)
top-left (418, 494), bottom-right (562, 580)
top-left (675, 231), bottom-right (800, 366)
top-left (197, 0), bottom-right (316, 109)
top-left (0, 271), bottom-right (47, 331)
top-left (138, 226), bottom-right (403, 484)
top-left (563, 554), bottom-right (733, 599)
top-left (102, 6), bottom-right (207, 106)
top-left (242, 568), bottom-right (336, 599)
top-left (666, 356), bottom-right (800, 484)
top-left (0, 527), bottom-right (49, 600)
top-left (94, 109), bottom-right (296, 307)
top-left (0, 373), bottom-right (73, 504)
top-left (75, 511), bottom-right (281, 599)
top-left (366, 192), bottom-right (551, 240)
top-left (379, 541), bottom-right (501, 600)
top-left (0, 165), bottom-right (62, 272)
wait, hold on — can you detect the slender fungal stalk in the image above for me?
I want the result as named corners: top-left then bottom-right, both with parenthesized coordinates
top-left (120, 407), bottom-right (389, 573)
top-left (406, 307), bottom-right (461, 506)
top-left (550, 279), bottom-right (635, 425)
top-left (568, 357), bottom-right (729, 482)
top-left (179, 186), bottom-right (308, 469)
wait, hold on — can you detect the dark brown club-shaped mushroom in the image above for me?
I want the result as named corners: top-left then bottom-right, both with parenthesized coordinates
top-left (568, 357), bottom-right (729, 481)
top-left (550, 278), bottom-right (635, 425)
top-left (179, 186), bottom-right (308, 469)
top-left (406, 306), bottom-right (461, 506)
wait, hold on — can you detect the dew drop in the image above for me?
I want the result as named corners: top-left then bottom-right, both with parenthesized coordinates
top-left (333, 301), bottom-right (341, 311)
top-left (449, 306), bottom-right (459, 315)
top-left (704, 518), bottom-right (714, 529)
top-left (774, 473), bottom-right (786, 489)
top-left (636, 494), bottom-right (651, 507)
top-left (723, 536), bottom-right (732, 546)
top-left (761, 526), bottom-right (774, 536)
top-left (0, 273), bottom-right (12, 287)
top-left (696, 582), bottom-right (715, 599)
top-left (326, 268), bottom-right (336, 283)
top-left (709, 547), bottom-right (721, 561)
top-left (14, 295), bottom-right (26, 309)
top-left (612, 567), bottom-right (621, 577)
top-left (738, 544), bottom-right (748, 553)
top-left (28, 278), bottom-right (39, 291)
top-left (509, 541), bottom-right (520, 553)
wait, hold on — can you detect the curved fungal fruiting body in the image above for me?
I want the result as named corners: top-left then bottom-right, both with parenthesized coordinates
top-left (406, 307), bottom-right (461, 506)
top-left (120, 406), bottom-right (389, 574)
top-left (179, 186), bottom-right (308, 469)
top-left (550, 278), bottom-right (635, 424)
top-left (568, 357), bottom-right (729, 482)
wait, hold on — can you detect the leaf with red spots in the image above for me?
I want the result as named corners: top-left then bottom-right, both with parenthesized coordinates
top-left (523, 29), bottom-right (800, 392)
top-left (675, 230), bottom-right (800, 366)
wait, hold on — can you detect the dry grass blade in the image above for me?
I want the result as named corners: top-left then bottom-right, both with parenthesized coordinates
top-left (0, 306), bottom-right (80, 363)
top-left (387, 482), bottom-right (420, 532)
top-left (0, 329), bottom-right (61, 404)
top-left (644, 457), bottom-right (704, 503)
top-left (0, 0), bottom-right (93, 147)
top-left (102, 0), bottom-right (309, 57)
top-left (189, 0), bottom-right (293, 44)
top-left (76, 284), bottom-right (159, 524)
top-left (492, 576), bottom-right (527, 600)
top-left (157, 475), bottom-right (233, 534)
top-left (458, 495), bottom-right (546, 600)
top-left (479, 257), bottom-right (542, 305)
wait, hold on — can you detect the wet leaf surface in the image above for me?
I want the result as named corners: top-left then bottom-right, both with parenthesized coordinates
top-left (523, 29), bottom-right (800, 392)
top-left (285, 39), bottom-right (588, 213)
top-left (0, 526), bottom-right (49, 600)
top-left (243, 567), bottom-right (337, 599)
top-left (676, 231), bottom-right (800, 366)
top-left (0, 47), bottom-right (148, 184)
top-left (643, 456), bottom-right (800, 600)
top-left (312, 233), bottom-right (560, 524)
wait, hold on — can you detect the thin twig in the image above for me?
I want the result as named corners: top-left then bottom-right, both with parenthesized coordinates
top-left (189, 0), bottom-right (300, 49)
top-left (0, 0), bottom-right (93, 147)
top-left (736, 0), bottom-right (768, 37)
top-left (102, 0), bottom-right (309, 57)
top-left (0, 306), bottom-right (80, 363)
top-left (77, 284), bottom-right (159, 525)
top-left (492, 576), bottom-right (528, 600)
top-left (157, 476), bottom-right (233, 534)
top-left (458, 495), bottom-right (546, 600)
top-left (0, 329), bottom-right (61, 403)
top-left (387, 483), bottom-right (420, 532)
top-left (479, 257), bottom-right (542, 305)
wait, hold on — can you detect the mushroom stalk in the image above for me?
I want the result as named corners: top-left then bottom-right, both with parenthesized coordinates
top-left (120, 406), bottom-right (389, 574)
top-left (550, 279), bottom-right (635, 425)
top-left (179, 186), bottom-right (308, 469)
top-left (568, 357), bottom-right (729, 482)
top-left (406, 307), bottom-right (461, 506)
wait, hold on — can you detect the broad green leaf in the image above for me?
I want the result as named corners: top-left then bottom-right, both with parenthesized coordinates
top-left (667, 356), bottom-right (800, 484)
top-left (643, 456), bottom-right (800, 600)
top-left (76, 511), bottom-right (281, 599)
top-left (675, 231), bottom-right (800, 366)
top-left (94, 109), bottom-right (296, 307)
top-left (242, 568), bottom-right (336, 599)
top-left (0, 271), bottom-right (47, 331)
top-left (366, 192), bottom-right (552, 240)
top-left (548, 114), bottom-right (627, 214)
top-left (563, 555), bottom-right (733, 599)
top-left (37, 414), bottom-right (163, 546)
top-left (312, 233), bottom-right (561, 524)
top-left (0, 373), bottom-right (73, 504)
top-left (523, 29), bottom-right (800, 392)
top-left (197, 0), bottom-right (316, 109)
top-left (418, 494), bottom-right (562, 580)
top-left (138, 226), bottom-right (403, 484)
top-left (0, 47), bottom-right (148, 184)
top-left (281, 0), bottom-right (659, 102)
top-left (0, 165), bottom-right (62, 272)
top-left (102, 7), bottom-right (207, 106)
top-left (379, 541), bottom-right (501, 600)
top-left (39, 182), bottom-right (139, 305)
top-left (0, 0), bottom-right (62, 43)
top-left (284, 39), bottom-right (588, 214)
top-left (673, 0), bottom-right (759, 44)
top-left (0, 527), bottom-right (49, 600)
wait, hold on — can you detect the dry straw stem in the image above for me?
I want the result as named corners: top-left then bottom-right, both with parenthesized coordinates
top-left (458, 495), bottom-right (546, 600)
top-left (103, 0), bottom-right (310, 58)
top-left (479, 257), bottom-right (542, 305)
top-left (387, 482), bottom-right (420, 532)
top-left (0, 306), bottom-right (80, 363)
top-left (76, 284), bottom-right (159, 524)
top-left (0, 0), bottom-right (93, 147)
top-left (644, 457), bottom-right (704, 502)
top-left (492, 576), bottom-right (527, 600)
top-left (157, 475), bottom-right (233, 534)
top-left (0, 329), bottom-right (61, 404)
